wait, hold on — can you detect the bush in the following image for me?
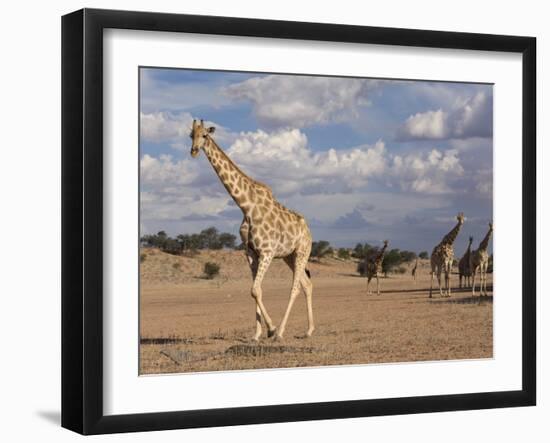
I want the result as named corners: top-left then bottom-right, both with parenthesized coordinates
top-left (419, 251), bottom-right (429, 259)
top-left (204, 262), bottom-right (220, 279)
top-left (396, 266), bottom-right (407, 274)
top-left (172, 262), bottom-right (180, 270)
top-left (140, 253), bottom-right (147, 263)
top-left (337, 248), bottom-right (351, 260)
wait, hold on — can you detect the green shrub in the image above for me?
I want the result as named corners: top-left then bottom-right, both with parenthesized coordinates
top-left (338, 248), bottom-right (351, 260)
top-left (204, 262), bottom-right (220, 279)
top-left (419, 251), bottom-right (429, 259)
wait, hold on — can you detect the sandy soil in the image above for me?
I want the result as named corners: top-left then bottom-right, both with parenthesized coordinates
top-left (139, 249), bottom-right (493, 374)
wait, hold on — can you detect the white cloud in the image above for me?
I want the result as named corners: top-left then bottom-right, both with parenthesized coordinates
top-left (140, 128), bottom-right (469, 237)
top-left (398, 91), bottom-right (492, 140)
top-left (140, 111), bottom-right (193, 143)
top-left (228, 128), bottom-right (387, 194)
top-left (224, 75), bottom-right (374, 128)
top-left (400, 109), bottom-right (448, 139)
top-left (390, 149), bottom-right (464, 194)
top-left (140, 112), bottom-right (236, 150)
top-left (140, 153), bottom-right (198, 186)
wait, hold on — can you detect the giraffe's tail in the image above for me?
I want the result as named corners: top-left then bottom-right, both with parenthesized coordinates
top-left (305, 268), bottom-right (311, 279)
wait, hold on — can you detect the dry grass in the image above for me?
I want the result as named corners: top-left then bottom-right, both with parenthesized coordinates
top-left (140, 249), bottom-right (493, 375)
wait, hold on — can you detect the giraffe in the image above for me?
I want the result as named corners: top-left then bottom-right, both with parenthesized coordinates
top-left (458, 236), bottom-right (474, 289)
top-left (189, 120), bottom-right (314, 341)
top-left (411, 257), bottom-right (419, 282)
top-left (429, 212), bottom-right (465, 298)
top-left (365, 240), bottom-right (389, 296)
top-left (470, 223), bottom-right (493, 298)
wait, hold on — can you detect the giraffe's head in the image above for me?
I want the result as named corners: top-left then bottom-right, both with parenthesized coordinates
top-left (488, 222), bottom-right (493, 232)
top-left (457, 212), bottom-right (465, 225)
top-left (189, 119), bottom-right (215, 158)
top-left (383, 240), bottom-right (389, 247)
top-left (469, 236), bottom-right (474, 244)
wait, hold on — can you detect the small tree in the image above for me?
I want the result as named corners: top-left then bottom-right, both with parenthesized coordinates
top-left (203, 262), bottom-right (220, 279)
top-left (218, 232), bottom-right (237, 249)
top-left (382, 249), bottom-right (402, 276)
top-left (162, 238), bottom-right (182, 255)
top-left (311, 240), bottom-right (332, 259)
top-left (419, 251), bottom-right (429, 259)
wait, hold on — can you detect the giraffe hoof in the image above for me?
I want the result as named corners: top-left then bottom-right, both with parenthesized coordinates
top-left (273, 334), bottom-right (284, 342)
top-left (267, 328), bottom-right (277, 338)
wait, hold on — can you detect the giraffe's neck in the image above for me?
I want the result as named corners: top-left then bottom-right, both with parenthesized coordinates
top-left (203, 138), bottom-right (265, 215)
top-left (376, 243), bottom-right (388, 263)
top-left (441, 220), bottom-right (463, 246)
top-left (478, 227), bottom-right (493, 251)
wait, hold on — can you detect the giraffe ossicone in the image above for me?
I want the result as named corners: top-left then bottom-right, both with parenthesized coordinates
top-left (189, 119), bottom-right (314, 341)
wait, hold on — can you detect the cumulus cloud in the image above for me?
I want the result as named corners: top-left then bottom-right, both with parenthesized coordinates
top-left (390, 149), bottom-right (464, 194)
top-left (140, 111), bottom-right (193, 143)
top-left (228, 129), bottom-right (387, 194)
top-left (140, 112), bottom-right (236, 150)
top-left (224, 75), bottom-right (374, 128)
top-left (333, 209), bottom-right (372, 229)
top-left (140, 127), bottom-right (470, 238)
top-left (397, 91), bottom-right (492, 140)
top-left (140, 154), bottom-right (198, 186)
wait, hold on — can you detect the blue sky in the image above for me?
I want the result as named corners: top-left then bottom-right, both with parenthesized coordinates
top-left (140, 67), bottom-right (493, 253)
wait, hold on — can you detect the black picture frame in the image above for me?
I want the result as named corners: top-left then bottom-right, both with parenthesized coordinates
top-left (62, 8), bottom-right (536, 435)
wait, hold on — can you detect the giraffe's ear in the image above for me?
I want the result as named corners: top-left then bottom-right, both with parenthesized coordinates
top-left (207, 126), bottom-right (216, 134)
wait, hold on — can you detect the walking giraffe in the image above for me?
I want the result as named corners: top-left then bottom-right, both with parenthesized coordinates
top-left (189, 120), bottom-right (314, 340)
top-left (366, 240), bottom-right (389, 296)
top-left (411, 257), bottom-right (419, 282)
top-left (430, 213), bottom-right (465, 298)
top-left (470, 223), bottom-right (493, 298)
top-left (458, 236), bottom-right (474, 289)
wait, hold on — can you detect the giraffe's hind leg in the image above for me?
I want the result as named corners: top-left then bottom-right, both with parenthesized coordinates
top-left (277, 251), bottom-right (310, 340)
top-left (283, 255), bottom-right (315, 337)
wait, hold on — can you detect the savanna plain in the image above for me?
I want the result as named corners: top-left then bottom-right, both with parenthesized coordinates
top-left (140, 248), bottom-right (493, 374)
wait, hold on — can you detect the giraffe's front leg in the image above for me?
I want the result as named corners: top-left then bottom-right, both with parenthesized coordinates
top-left (245, 248), bottom-right (263, 341)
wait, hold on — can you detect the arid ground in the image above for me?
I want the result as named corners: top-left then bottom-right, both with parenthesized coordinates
top-left (140, 249), bottom-right (493, 375)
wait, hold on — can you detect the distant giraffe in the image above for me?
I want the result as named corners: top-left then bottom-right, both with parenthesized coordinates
top-left (458, 236), bottom-right (474, 289)
top-left (189, 119), bottom-right (314, 340)
top-left (430, 213), bottom-right (465, 298)
top-left (366, 240), bottom-right (389, 296)
top-left (470, 223), bottom-right (493, 298)
top-left (411, 257), bottom-right (419, 282)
